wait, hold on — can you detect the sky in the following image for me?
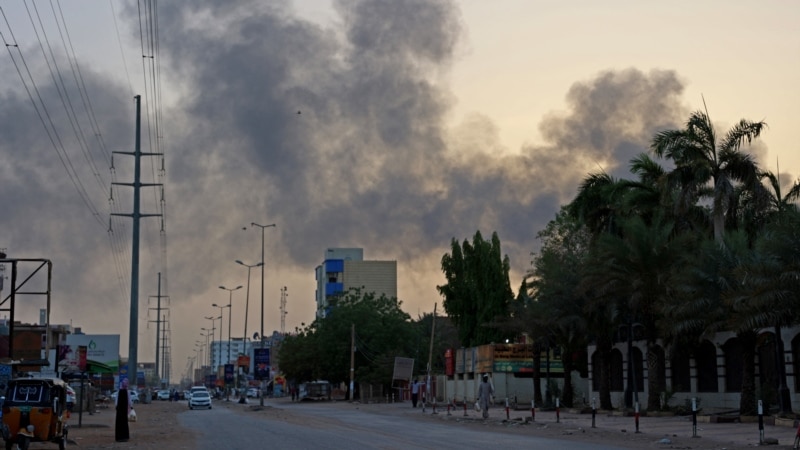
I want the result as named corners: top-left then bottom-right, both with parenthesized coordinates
top-left (1, 0), bottom-right (798, 383)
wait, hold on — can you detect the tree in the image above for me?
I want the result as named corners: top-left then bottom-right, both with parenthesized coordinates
top-left (278, 288), bottom-right (416, 397)
top-left (526, 208), bottom-right (591, 407)
top-left (412, 312), bottom-right (460, 376)
top-left (583, 214), bottom-right (689, 410)
top-left (650, 109), bottom-right (765, 244)
top-left (666, 231), bottom-right (760, 415)
top-left (438, 231), bottom-right (515, 347)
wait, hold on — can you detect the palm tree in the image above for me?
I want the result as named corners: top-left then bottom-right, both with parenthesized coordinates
top-left (650, 109), bottom-right (766, 244)
top-left (583, 214), bottom-right (689, 410)
top-left (666, 231), bottom-right (759, 415)
top-left (734, 209), bottom-right (800, 414)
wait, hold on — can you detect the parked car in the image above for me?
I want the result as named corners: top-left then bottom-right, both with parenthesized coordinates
top-left (246, 388), bottom-right (259, 398)
top-left (66, 385), bottom-right (76, 411)
top-left (188, 390), bottom-right (212, 410)
top-left (157, 390), bottom-right (171, 401)
top-left (111, 390), bottom-right (140, 404)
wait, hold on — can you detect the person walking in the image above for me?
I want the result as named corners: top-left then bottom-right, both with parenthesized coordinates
top-left (411, 379), bottom-right (420, 408)
top-left (476, 373), bottom-right (494, 419)
top-left (114, 379), bottom-right (132, 442)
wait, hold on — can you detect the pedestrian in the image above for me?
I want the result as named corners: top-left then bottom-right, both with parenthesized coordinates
top-left (411, 379), bottom-right (420, 408)
top-left (114, 379), bottom-right (132, 442)
top-left (87, 382), bottom-right (97, 415)
top-left (476, 373), bottom-right (494, 419)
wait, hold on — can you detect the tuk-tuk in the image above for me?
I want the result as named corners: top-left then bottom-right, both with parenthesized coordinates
top-left (1, 377), bottom-right (68, 450)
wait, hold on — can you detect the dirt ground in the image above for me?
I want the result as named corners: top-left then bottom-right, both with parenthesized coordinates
top-left (55, 400), bottom-right (193, 449)
top-left (57, 398), bottom-right (800, 450)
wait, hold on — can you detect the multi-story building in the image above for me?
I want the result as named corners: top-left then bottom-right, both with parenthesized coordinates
top-left (207, 337), bottom-right (248, 369)
top-left (314, 248), bottom-right (397, 318)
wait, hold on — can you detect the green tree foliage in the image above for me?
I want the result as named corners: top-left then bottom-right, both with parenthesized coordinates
top-left (412, 312), bottom-right (461, 376)
top-left (526, 207), bottom-right (591, 407)
top-left (438, 231), bottom-right (515, 347)
top-left (278, 288), bottom-right (416, 391)
top-left (650, 109), bottom-right (765, 244)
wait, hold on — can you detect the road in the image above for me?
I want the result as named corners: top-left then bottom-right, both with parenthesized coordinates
top-left (178, 400), bottom-right (628, 450)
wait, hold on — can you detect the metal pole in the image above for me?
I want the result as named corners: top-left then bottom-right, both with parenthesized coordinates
top-left (155, 273), bottom-right (161, 385)
top-left (111, 95), bottom-right (163, 388)
top-left (250, 223), bottom-right (275, 349)
top-left (217, 286), bottom-right (240, 400)
top-left (350, 323), bottom-right (355, 401)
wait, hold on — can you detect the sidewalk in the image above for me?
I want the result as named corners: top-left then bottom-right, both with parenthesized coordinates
top-left (399, 400), bottom-right (800, 449)
top-left (234, 396), bottom-right (800, 449)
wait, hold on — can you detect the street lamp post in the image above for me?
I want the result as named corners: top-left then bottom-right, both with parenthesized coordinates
top-left (218, 285), bottom-right (241, 401)
top-left (250, 222), bottom-right (275, 408)
top-left (236, 260), bottom-right (262, 404)
top-left (249, 223), bottom-right (275, 349)
top-left (235, 261), bottom-right (263, 359)
top-left (200, 330), bottom-right (213, 385)
top-left (204, 315), bottom-right (221, 367)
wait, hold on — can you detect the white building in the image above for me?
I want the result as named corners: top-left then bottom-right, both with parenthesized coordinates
top-left (314, 247), bottom-right (397, 318)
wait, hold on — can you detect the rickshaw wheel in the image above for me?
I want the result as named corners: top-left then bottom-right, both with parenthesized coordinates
top-left (17, 436), bottom-right (30, 450)
top-left (58, 435), bottom-right (66, 450)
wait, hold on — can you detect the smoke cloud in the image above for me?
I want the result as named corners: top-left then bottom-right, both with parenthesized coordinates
top-left (0, 0), bottom-right (697, 367)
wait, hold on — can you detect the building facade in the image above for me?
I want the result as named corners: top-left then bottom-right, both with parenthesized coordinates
top-left (314, 248), bottom-right (397, 318)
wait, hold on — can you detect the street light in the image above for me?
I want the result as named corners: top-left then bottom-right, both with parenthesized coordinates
top-left (216, 285), bottom-right (241, 365)
top-left (204, 315), bottom-right (221, 367)
top-left (235, 260), bottom-right (263, 359)
top-left (218, 285), bottom-right (241, 401)
top-left (249, 222), bottom-right (275, 348)
top-left (195, 341), bottom-right (205, 368)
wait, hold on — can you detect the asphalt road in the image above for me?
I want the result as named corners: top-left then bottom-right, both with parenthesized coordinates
top-left (178, 401), bottom-right (627, 450)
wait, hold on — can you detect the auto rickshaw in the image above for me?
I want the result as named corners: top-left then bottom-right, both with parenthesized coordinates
top-left (1, 377), bottom-right (69, 450)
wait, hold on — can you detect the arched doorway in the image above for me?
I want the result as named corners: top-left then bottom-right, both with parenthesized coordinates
top-left (671, 345), bottom-right (691, 392)
top-left (610, 348), bottom-right (624, 392)
top-left (696, 340), bottom-right (718, 392)
top-left (722, 337), bottom-right (743, 392)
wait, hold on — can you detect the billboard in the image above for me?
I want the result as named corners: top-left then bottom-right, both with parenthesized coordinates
top-left (253, 348), bottom-right (270, 380)
top-left (391, 357), bottom-right (414, 381)
top-left (63, 335), bottom-right (120, 373)
top-left (492, 343), bottom-right (534, 373)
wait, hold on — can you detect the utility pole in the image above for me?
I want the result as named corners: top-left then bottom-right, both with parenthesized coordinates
top-left (349, 323), bottom-right (355, 401)
top-left (148, 273), bottom-right (169, 386)
top-left (280, 286), bottom-right (288, 334)
top-left (426, 304), bottom-right (436, 405)
top-left (111, 95), bottom-right (162, 387)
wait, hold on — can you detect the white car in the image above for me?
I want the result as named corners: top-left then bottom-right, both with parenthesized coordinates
top-left (157, 390), bottom-right (171, 401)
top-left (111, 390), bottom-right (140, 404)
top-left (188, 390), bottom-right (212, 409)
top-left (246, 388), bottom-right (259, 398)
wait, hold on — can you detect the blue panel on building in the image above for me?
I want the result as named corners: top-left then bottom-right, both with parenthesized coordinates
top-left (325, 282), bottom-right (344, 296)
top-left (325, 259), bottom-right (344, 273)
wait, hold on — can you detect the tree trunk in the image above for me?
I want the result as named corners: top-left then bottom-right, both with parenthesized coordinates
top-left (739, 331), bottom-right (757, 416)
top-left (562, 349), bottom-right (574, 407)
top-left (533, 343), bottom-right (543, 405)
top-left (597, 338), bottom-right (613, 410)
top-left (647, 341), bottom-right (665, 411)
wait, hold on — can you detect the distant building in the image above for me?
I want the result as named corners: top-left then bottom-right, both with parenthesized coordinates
top-left (208, 337), bottom-right (247, 369)
top-left (314, 248), bottom-right (397, 318)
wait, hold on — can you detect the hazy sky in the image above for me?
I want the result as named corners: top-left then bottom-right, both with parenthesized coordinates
top-left (1, 0), bottom-right (798, 382)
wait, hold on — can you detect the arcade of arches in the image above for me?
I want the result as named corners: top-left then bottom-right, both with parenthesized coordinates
top-left (588, 329), bottom-right (800, 411)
